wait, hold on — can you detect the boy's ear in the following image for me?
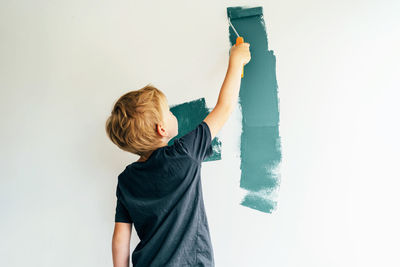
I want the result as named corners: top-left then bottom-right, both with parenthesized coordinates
top-left (156, 123), bottom-right (167, 137)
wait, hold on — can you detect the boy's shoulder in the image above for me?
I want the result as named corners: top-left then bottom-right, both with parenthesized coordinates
top-left (170, 121), bottom-right (213, 163)
top-left (126, 121), bottom-right (212, 171)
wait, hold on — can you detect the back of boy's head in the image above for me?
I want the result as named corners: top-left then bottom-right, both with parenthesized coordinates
top-left (105, 84), bottom-right (167, 157)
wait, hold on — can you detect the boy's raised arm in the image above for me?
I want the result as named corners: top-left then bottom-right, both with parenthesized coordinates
top-left (204, 42), bottom-right (251, 140)
top-left (112, 222), bottom-right (132, 267)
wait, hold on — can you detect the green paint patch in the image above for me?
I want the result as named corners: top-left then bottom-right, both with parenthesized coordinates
top-left (169, 98), bottom-right (221, 162)
top-left (241, 192), bottom-right (276, 214)
top-left (227, 6), bottom-right (282, 213)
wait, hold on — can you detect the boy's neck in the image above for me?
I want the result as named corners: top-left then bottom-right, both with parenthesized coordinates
top-left (136, 141), bottom-right (169, 162)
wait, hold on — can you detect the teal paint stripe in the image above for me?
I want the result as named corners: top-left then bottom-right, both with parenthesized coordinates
top-left (169, 98), bottom-right (222, 162)
top-left (227, 6), bottom-right (282, 213)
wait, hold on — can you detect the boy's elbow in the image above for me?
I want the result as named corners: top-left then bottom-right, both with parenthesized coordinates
top-left (203, 103), bottom-right (233, 140)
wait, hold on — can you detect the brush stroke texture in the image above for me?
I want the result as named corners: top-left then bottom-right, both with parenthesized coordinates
top-left (228, 6), bottom-right (282, 213)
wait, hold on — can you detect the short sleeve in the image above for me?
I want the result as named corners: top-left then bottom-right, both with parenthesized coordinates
top-left (115, 186), bottom-right (133, 223)
top-left (175, 121), bottom-right (213, 162)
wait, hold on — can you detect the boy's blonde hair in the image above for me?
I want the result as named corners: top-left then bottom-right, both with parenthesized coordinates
top-left (105, 84), bottom-right (167, 157)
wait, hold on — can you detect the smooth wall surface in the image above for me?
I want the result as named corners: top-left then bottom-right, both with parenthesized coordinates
top-left (1, 0), bottom-right (399, 266)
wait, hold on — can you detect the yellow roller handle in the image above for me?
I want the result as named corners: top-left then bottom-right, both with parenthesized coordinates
top-left (235, 36), bottom-right (244, 78)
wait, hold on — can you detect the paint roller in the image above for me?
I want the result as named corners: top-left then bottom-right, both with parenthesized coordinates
top-left (227, 7), bottom-right (263, 78)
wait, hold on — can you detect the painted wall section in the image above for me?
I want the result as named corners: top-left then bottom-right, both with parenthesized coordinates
top-left (169, 98), bottom-right (222, 162)
top-left (227, 6), bottom-right (281, 213)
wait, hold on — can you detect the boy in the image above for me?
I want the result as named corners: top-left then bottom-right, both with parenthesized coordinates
top-left (106, 42), bottom-right (251, 267)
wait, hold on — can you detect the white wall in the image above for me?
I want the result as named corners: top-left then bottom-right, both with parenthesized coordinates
top-left (1, 0), bottom-right (399, 266)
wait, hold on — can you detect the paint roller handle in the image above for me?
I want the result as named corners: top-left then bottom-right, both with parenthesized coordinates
top-left (235, 37), bottom-right (244, 78)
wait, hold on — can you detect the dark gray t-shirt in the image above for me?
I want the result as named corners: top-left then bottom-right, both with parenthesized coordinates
top-left (115, 121), bottom-right (215, 266)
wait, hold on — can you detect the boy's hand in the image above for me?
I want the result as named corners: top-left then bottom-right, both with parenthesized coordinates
top-left (229, 42), bottom-right (251, 66)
